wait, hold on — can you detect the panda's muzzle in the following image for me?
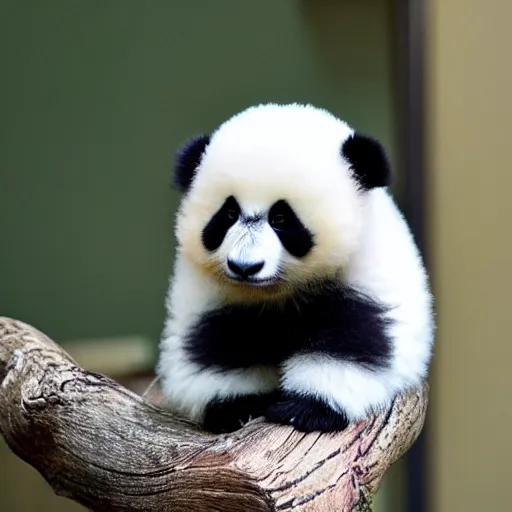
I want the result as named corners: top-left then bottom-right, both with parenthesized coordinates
top-left (223, 221), bottom-right (282, 285)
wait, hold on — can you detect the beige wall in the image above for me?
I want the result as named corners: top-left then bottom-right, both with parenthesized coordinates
top-left (427, 1), bottom-right (512, 510)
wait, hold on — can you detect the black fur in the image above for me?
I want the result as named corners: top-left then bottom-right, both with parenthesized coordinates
top-left (203, 391), bottom-right (279, 434)
top-left (185, 280), bottom-right (393, 371)
top-left (202, 196), bottom-right (241, 251)
top-left (268, 200), bottom-right (315, 257)
top-left (173, 135), bottom-right (210, 192)
top-left (341, 133), bottom-right (391, 190)
top-left (265, 391), bottom-right (350, 432)
top-left (185, 301), bottom-right (295, 369)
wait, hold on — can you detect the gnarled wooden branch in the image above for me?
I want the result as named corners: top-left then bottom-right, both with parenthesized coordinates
top-left (0, 317), bottom-right (428, 511)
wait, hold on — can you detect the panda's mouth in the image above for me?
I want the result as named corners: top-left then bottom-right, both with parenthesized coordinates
top-left (226, 275), bottom-right (280, 287)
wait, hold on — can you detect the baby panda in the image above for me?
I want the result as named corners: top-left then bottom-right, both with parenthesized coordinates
top-left (157, 103), bottom-right (434, 434)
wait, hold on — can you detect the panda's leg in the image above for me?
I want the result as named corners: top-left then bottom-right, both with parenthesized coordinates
top-left (265, 354), bottom-right (394, 433)
top-left (202, 388), bottom-right (279, 434)
top-left (158, 341), bottom-right (280, 433)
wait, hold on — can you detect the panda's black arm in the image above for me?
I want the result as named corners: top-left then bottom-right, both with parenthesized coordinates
top-left (186, 286), bottom-right (395, 434)
top-left (264, 287), bottom-right (395, 432)
top-left (0, 316), bottom-right (427, 512)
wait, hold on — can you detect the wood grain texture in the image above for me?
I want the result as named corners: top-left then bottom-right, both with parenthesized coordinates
top-left (0, 317), bottom-right (428, 511)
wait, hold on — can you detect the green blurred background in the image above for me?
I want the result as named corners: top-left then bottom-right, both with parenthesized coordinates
top-left (0, 1), bottom-right (405, 510)
top-left (0, 0), bottom-right (398, 344)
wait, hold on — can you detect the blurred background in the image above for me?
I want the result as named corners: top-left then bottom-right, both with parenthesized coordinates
top-left (1, 1), bottom-right (511, 511)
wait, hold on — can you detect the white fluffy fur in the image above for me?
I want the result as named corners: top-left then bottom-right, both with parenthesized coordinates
top-left (159, 255), bottom-right (279, 422)
top-left (157, 103), bottom-right (434, 425)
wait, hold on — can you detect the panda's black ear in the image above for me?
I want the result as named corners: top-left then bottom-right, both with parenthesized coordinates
top-left (341, 133), bottom-right (391, 190)
top-left (173, 134), bottom-right (210, 192)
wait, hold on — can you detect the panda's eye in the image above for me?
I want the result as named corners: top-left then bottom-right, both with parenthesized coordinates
top-left (227, 209), bottom-right (238, 221)
top-left (271, 214), bottom-right (285, 226)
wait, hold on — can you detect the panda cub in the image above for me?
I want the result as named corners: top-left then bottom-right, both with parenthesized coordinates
top-left (157, 103), bottom-right (434, 434)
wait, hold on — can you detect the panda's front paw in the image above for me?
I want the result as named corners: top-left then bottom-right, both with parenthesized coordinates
top-left (265, 391), bottom-right (350, 433)
top-left (203, 392), bottom-right (278, 434)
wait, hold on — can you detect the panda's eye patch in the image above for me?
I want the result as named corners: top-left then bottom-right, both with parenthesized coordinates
top-left (268, 200), bottom-right (314, 258)
top-left (202, 196), bottom-right (241, 251)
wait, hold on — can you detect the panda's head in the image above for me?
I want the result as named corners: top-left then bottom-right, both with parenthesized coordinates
top-left (172, 103), bottom-right (391, 303)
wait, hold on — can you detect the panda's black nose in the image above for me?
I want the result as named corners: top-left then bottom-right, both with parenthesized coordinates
top-left (227, 259), bottom-right (265, 278)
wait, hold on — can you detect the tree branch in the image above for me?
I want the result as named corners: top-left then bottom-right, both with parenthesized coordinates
top-left (0, 317), bottom-right (428, 511)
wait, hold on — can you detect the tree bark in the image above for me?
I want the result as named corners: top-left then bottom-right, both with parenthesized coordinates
top-left (0, 317), bottom-right (428, 511)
